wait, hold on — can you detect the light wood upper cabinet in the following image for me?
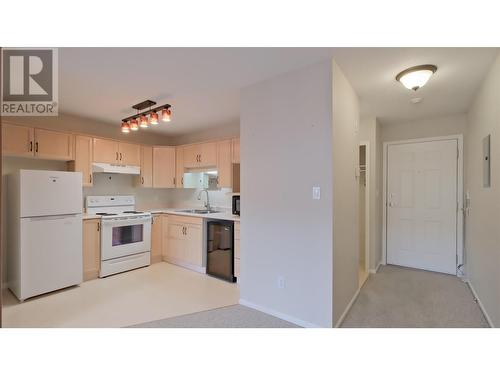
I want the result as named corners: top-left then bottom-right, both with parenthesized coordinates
top-left (175, 146), bottom-right (184, 188)
top-left (139, 146), bottom-right (153, 187)
top-left (93, 138), bottom-right (119, 164)
top-left (183, 144), bottom-right (200, 168)
top-left (69, 135), bottom-right (93, 186)
top-left (232, 138), bottom-right (240, 164)
top-left (2, 123), bottom-right (34, 157)
top-left (151, 214), bottom-right (163, 263)
top-left (119, 142), bottom-right (141, 166)
top-left (153, 146), bottom-right (176, 188)
top-left (183, 141), bottom-right (217, 169)
top-left (93, 138), bottom-right (140, 166)
top-left (200, 142), bottom-right (217, 167)
top-left (217, 139), bottom-right (233, 188)
top-left (83, 219), bottom-right (100, 281)
top-left (2, 125), bottom-right (73, 161)
top-left (34, 129), bottom-right (74, 161)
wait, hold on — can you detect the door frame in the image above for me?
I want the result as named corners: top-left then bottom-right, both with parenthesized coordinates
top-left (382, 134), bottom-right (464, 275)
top-left (359, 141), bottom-right (370, 278)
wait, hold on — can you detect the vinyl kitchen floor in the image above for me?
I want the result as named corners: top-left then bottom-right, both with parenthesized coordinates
top-left (2, 262), bottom-right (239, 328)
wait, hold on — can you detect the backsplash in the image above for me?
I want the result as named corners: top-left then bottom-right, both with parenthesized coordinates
top-left (163, 187), bottom-right (233, 210)
top-left (83, 173), bottom-right (171, 209)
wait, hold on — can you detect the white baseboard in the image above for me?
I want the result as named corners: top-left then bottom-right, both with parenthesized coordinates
top-left (334, 287), bottom-right (361, 328)
top-left (239, 299), bottom-right (322, 328)
top-left (369, 262), bottom-right (382, 274)
top-left (465, 280), bottom-right (495, 328)
top-left (163, 257), bottom-right (206, 274)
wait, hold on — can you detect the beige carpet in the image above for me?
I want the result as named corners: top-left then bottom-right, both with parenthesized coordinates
top-left (129, 305), bottom-right (299, 328)
top-left (341, 265), bottom-right (489, 328)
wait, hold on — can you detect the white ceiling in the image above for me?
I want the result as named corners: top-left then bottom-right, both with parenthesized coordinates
top-left (59, 47), bottom-right (498, 134)
top-left (59, 48), bottom-right (335, 136)
top-left (332, 47), bottom-right (498, 125)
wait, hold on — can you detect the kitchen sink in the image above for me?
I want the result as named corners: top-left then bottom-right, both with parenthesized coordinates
top-left (176, 209), bottom-right (221, 214)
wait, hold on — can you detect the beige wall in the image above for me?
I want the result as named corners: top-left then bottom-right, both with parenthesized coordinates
top-left (332, 61), bottom-right (360, 326)
top-left (381, 113), bottom-right (467, 143)
top-left (240, 60), bottom-right (334, 327)
top-left (359, 117), bottom-right (382, 270)
top-left (465, 53), bottom-right (500, 327)
top-left (170, 123), bottom-right (239, 145)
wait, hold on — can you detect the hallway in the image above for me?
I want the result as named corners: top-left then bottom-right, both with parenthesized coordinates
top-left (341, 265), bottom-right (489, 328)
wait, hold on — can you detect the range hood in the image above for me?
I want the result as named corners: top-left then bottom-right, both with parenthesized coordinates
top-left (92, 162), bottom-right (140, 175)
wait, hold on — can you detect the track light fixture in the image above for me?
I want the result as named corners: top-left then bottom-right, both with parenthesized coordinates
top-left (121, 100), bottom-right (172, 133)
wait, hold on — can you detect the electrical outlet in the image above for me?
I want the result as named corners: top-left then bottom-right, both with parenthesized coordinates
top-left (278, 277), bottom-right (285, 289)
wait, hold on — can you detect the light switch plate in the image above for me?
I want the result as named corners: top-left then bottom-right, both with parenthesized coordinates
top-left (312, 186), bottom-right (321, 200)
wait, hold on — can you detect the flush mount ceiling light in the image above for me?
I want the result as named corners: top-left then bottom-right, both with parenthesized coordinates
top-left (121, 100), bottom-right (172, 133)
top-left (396, 64), bottom-right (437, 91)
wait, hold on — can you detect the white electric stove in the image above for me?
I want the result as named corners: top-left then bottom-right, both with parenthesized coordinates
top-left (85, 196), bottom-right (151, 277)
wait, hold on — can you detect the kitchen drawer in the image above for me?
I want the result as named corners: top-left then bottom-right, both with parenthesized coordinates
top-left (234, 258), bottom-right (240, 278)
top-left (168, 214), bottom-right (203, 226)
top-left (234, 239), bottom-right (240, 259)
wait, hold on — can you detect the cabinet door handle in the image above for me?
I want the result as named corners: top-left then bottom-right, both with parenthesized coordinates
top-left (29, 141), bottom-right (33, 152)
top-left (173, 177), bottom-right (176, 186)
top-left (35, 142), bottom-right (39, 153)
top-left (116, 152), bottom-right (119, 160)
top-left (97, 222), bottom-right (100, 231)
top-left (90, 174), bottom-right (92, 183)
top-left (120, 152), bottom-right (123, 161)
top-left (141, 176), bottom-right (144, 185)
top-left (181, 177), bottom-right (184, 185)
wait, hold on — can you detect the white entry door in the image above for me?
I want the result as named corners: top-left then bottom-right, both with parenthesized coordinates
top-left (387, 139), bottom-right (458, 274)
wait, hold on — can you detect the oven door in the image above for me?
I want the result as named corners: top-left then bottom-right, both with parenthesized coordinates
top-left (100, 215), bottom-right (151, 261)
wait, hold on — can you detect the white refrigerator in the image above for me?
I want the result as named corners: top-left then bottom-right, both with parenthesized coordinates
top-left (8, 170), bottom-right (83, 301)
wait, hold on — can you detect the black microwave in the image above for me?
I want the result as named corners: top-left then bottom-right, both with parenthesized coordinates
top-left (232, 195), bottom-right (240, 216)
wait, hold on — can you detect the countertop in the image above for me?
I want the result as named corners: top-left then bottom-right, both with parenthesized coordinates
top-left (147, 208), bottom-right (240, 222)
top-left (83, 209), bottom-right (240, 222)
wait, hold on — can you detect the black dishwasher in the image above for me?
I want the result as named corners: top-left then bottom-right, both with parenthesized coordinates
top-left (207, 220), bottom-right (236, 282)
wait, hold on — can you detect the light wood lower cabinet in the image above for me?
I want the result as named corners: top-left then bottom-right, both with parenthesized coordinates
top-left (163, 215), bottom-right (203, 271)
top-left (83, 219), bottom-right (101, 281)
top-left (151, 214), bottom-right (163, 263)
top-left (234, 221), bottom-right (240, 278)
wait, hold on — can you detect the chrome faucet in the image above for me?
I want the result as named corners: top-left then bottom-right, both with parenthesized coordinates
top-left (197, 189), bottom-right (211, 210)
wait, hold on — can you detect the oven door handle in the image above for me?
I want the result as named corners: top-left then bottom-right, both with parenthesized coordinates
top-left (101, 216), bottom-right (152, 227)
